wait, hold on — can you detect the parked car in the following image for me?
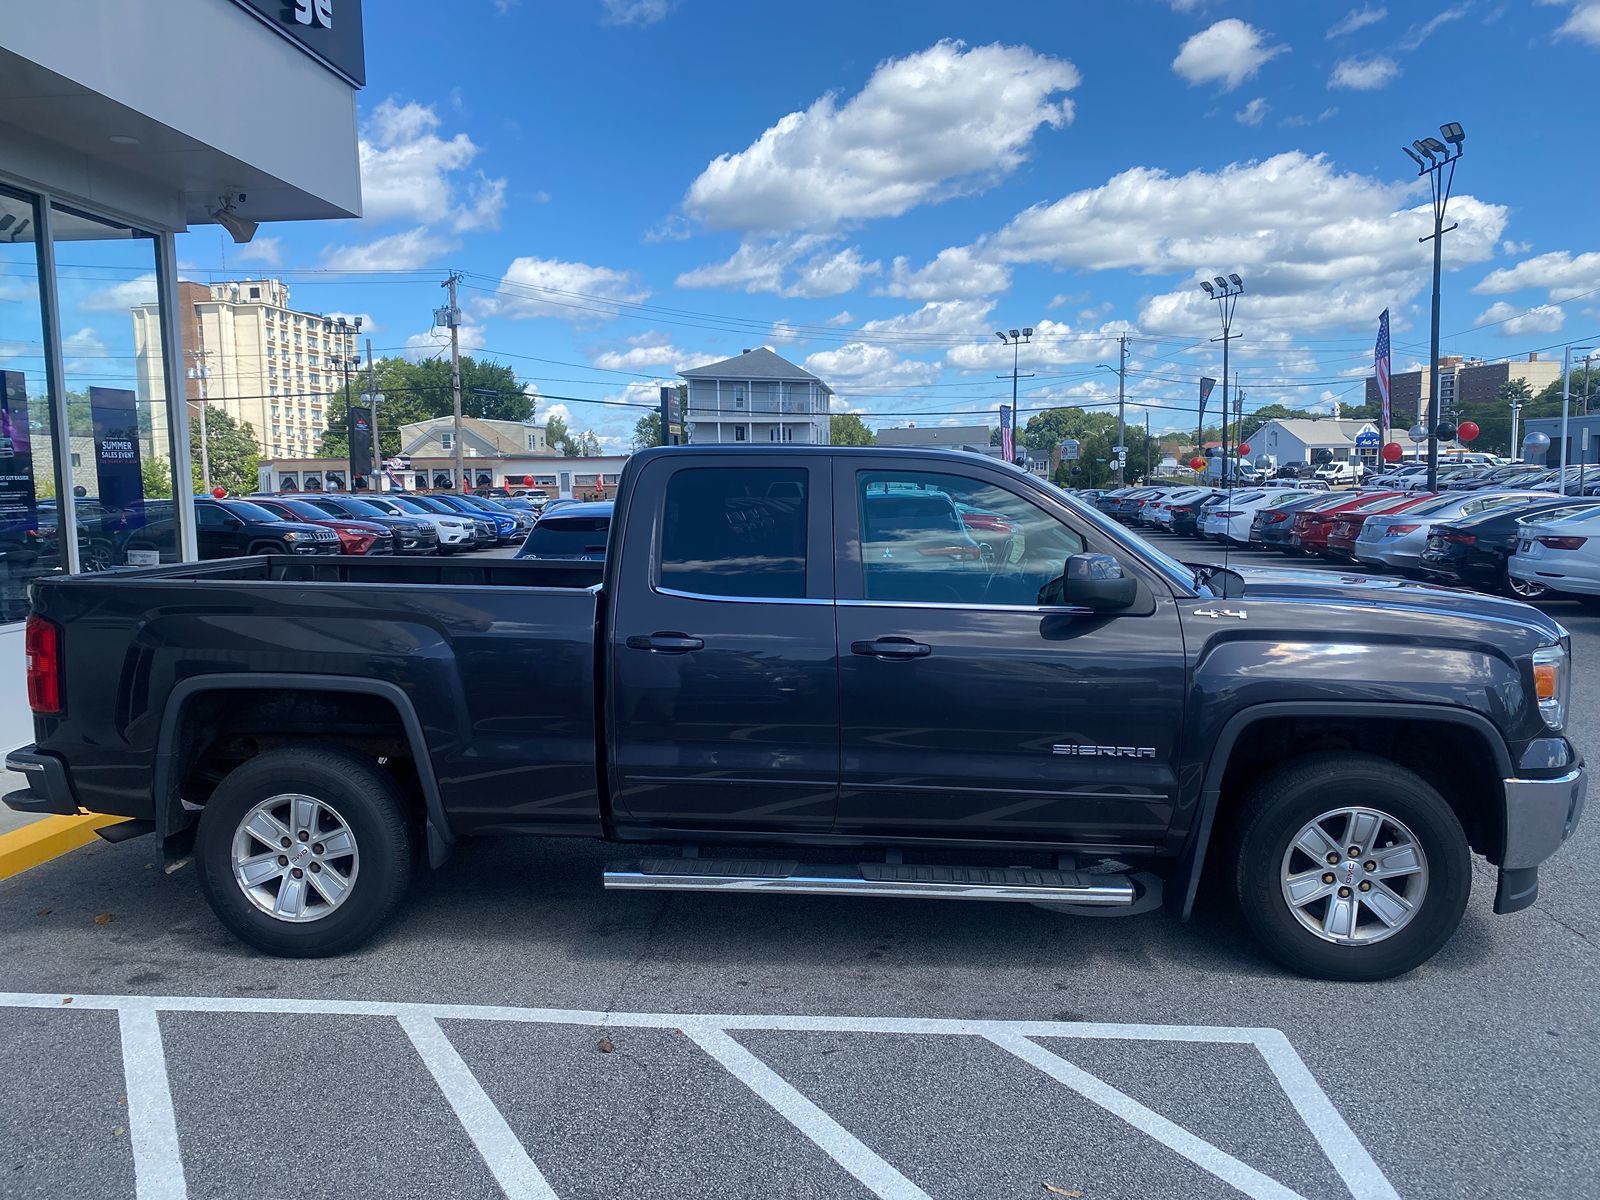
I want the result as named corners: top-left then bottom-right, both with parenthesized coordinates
top-left (1321, 492), bottom-right (1441, 560)
top-left (278, 494), bottom-right (442, 556)
top-left (1273, 462), bottom-right (1314, 480)
top-left (1421, 499), bottom-right (1600, 598)
top-left (1507, 507), bottom-right (1600, 605)
top-left (1288, 491), bottom-right (1407, 557)
top-left (1160, 489), bottom-right (1221, 536)
top-left (359, 494), bottom-right (479, 552)
top-left (1197, 489), bottom-right (1277, 543)
top-left (136, 497), bottom-right (342, 561)
top-left (1353, 491), bottom-right (1555, 573)
top-left (514, 501), bottom-right (613, 560)
top-left (427, 493), bottom-right (517, 543)
top-left (1250, 492), bottom-right (1337, 548)
top-left (402, 495), bottom-right (497, 548)
top-left (6, 445), bottom-right (1584, 982)
top-left (249, 497), bottom-right (396, 556)
top-left (1314, 461), bottom-right (1365, 486)
top-left (456, 493), bottom-right (536, 535)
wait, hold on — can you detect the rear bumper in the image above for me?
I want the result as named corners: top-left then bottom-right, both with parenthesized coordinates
top-left (1495, 763), bottom-right (1587, 914)
top-left (3, 745), bottom-right (78, 816)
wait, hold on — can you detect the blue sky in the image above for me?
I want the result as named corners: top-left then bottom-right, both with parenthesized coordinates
top-left (170, 0), bottom-right (1600, 449)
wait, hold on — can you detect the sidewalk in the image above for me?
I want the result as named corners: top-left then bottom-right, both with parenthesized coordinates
top-left (0, 768), bottom-right (40, 834)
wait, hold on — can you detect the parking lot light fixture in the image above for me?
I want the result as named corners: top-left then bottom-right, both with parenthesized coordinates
top-left (1402, 120), bottom-right (1465, 493)
top-left (1200, 274), bottom-right (1245, 488)
top-left (1560, 344), bottom-right (1596, 494)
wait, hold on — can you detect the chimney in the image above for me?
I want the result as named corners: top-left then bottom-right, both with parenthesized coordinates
top-left (742, 348), bottom-right (751, 354)
top-left (1528, 352), bottom-right (1539, 362)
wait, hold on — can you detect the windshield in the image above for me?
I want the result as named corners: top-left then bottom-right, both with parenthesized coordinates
top-left (219, 500), bottom-right (289, 524)
top-left (335, 497), bottom-right (392, 519)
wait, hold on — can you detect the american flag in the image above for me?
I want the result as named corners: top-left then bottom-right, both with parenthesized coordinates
top-left (1000, 405), bottom-right (1014, 462)
top-left (1375, 309), bottom-right (1391, 433)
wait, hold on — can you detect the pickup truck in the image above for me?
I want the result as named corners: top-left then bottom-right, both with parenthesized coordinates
top-left (5, 446), bottom-right (1586, 981)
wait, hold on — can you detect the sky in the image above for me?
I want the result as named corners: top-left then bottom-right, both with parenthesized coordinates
top-left (168, 0), bottom-right (1600, 451)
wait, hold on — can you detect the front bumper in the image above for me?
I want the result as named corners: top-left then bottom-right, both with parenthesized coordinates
top-left (1495, 763), bottom-right (1588, 914)
top-left (3, 745), bottom-right (78, 816)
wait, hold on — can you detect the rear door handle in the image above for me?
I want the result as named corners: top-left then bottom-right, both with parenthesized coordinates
top-left (851, 637), bottom-right (932, 660)
top-left (626, 632), bottom-right (704, 654)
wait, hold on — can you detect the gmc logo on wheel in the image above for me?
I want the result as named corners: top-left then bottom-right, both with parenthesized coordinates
top-left (1052, 745), bottom-right (1157, 759)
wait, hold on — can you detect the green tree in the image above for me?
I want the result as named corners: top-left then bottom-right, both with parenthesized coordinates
top-left (545, 412), bottom-right (573, 456)
top-left (320, 356), bottom-right (534, 458)
top-left (571, 430), bottom-right (602, 457)
top-left (194, 408), bottom-right (260, 496)
top-left (632, 412), bottom-right (662, 451)
top-left (829, 413), bottom-right (875, 445)
top-left (141, 457), bottom-right (172, 500)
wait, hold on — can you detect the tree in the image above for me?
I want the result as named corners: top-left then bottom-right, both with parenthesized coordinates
top-left (829, 413), bottom-right (874, 445)
top-left (571, 430), bottom-right (602, 457)
top-left (141, 457), bottom-right (172, 500)
top-left (632, 412), bottom-right (662, 451)
top-left (194, 408), bottom-right (260, 496)
top-left (319, 355), bottom-right (534, 458)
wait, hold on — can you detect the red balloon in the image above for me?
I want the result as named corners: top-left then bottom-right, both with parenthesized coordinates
top-left (1188, 456), bottom-right (1206, 471)
top-left (1236, 442), bottom-right (1250, 457)
top-left (1381, 441), bottom-right (1404, 463)
top-left (522, 474), bottom-right (534, 486)
top-left (1456, 420), bottom-right (1480, 443)
top-left (211, 486), bottom-right (226, 498)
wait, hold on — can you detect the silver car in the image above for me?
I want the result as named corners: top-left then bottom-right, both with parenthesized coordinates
top-left (1353, 491), bottom-right (1554, 572)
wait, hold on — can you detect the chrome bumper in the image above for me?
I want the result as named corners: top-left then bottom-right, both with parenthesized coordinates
top-left (1502, 765), bottom-right (1587, 870)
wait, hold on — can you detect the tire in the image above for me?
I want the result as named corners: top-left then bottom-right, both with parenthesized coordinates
top-left (247, 540), bottom-right (288, 556)
top-left (1232, 752), bottom-right (1470, 981)
top-left (196, 745), bottom-right (414, 957)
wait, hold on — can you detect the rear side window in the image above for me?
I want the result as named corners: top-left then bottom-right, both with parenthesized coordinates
top-left (660, 468), bottom-right (808, 598)
top-left (523, 516), bottom-right (611, 556)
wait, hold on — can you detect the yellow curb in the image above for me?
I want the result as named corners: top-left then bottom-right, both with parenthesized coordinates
top-left (0, 815), bottom-right (129, 883)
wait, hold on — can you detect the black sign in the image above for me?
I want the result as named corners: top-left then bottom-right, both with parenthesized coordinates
top-left (0, 371), bottom-right (38, 534)
top-left (659, 385), bottom-right (682, 445)
top-left (230, 0), bottom-right (366, 86)
top-left (348, 405), bottom-right (373, 480)
top-left (90, 388), bottom-right (144, 513)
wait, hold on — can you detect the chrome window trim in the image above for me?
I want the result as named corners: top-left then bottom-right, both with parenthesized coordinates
top-left (653, 584), bottom-right (831, 607)
top-left (837, 598), bottom-right (1099, 616)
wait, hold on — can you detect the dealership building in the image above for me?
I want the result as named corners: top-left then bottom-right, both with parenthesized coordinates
top-left (0, 1), bottom-right (365, 744)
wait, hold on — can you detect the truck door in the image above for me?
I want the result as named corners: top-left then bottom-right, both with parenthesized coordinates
top-left (832, 460), bottom-right (1187, 848)
top-left (608, 455), bottom-right (837, 832)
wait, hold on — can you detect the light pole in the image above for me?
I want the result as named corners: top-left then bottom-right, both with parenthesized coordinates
top-left (1401, 120), bottom-right (1465, 493)
top-left (185, 349), bottom-right (212, 492)
top-left (994, 327), bottom-right (1033, 467)
top-left (1560, 343), bottom-right (1595, 494)
top-left (1199, 274), bottom-right (1244, 486)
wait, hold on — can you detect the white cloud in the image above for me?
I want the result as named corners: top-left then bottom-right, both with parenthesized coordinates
top-left (1554, 1), bottom-right (1600, 45)
top-left (1167, 0), bottom-right (1203, 10)
top-left (860, 299), bottom-right (998, 342)
top-left (826, 311), bottom-right (856, 327)
top-left (452, 173), bottom-right (508, 232)
top-left (592, 332), bottom-right (707, 373)
top-left (601, 0), bottom-right (672, 25)
top-left (945, 318), bottom-right (1129, 372)
top-left (403, 322), bottom-right (486, 362)
top-left (323, 226), bottom-right (457, 271)
top-left (1171, 20), bottom-right (1286, 91)
top-left (1318, 106), bottom-right (1340, 120)
top-left (1474, 250), bottom-right (1600, 302)
top-left (676, 236), bottom-right (880, 298)
top-left (681, 40), bottom-right (1079, 233)
top-left (1501, 240), bottom-right (1532, 256)
top-left (80, 274), bottom-right (158, 312)
top-left (880, 246), bottom-right (1011, 300)
top-left (802, 342), bottom-right (940, 386)
top-left (1473, 301), bottom-right (1566, 335)
top-left (326, 311), bottom-right (379, 334)
top-left (1235, 98), bottom-right (1270, 126)
top-left (359, 99), bottom-right (480, 225)
top-left (233, 236), bottom-right (282, 266)
top-left (487, 256), bottom-right (649, 322)
top-left (1329, 55), bottom-right (1400, 89)
top-left (1400, 5), bottom-right (1469, 50)
top-left (1327, 5), bottom-right (1387, 37)
top-left (61, 327), bottom-right (107, 360)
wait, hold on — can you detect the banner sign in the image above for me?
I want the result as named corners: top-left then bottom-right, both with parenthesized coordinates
top-left (0, 371), bottom-right (38, 536)
top-left (999, 405), bottom-right (1014, 463)
top-left (660, 386), bottom-right (683, 444)
top-left (1059, 438), bottom-right (1081, 462)
top-left (89, 387), bottom-right (143, 512)
top-left (348, 405), bottom-right (374, 483)
top-left (1198, 377), bottom-right (1217, 431)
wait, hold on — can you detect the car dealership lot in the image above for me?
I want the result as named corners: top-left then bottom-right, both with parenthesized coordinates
top-left (0, 546), bottom-right (1595, 1200)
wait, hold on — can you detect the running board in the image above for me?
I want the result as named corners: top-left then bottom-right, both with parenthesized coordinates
top-left (602, 857), bottom-right (1135, 906)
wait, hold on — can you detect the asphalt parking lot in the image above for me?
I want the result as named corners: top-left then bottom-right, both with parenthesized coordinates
top-left (1, 537), bottom-right (1595, 1200)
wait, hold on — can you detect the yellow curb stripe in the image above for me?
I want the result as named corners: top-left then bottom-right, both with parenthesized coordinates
top-left (0, 814), bottom-right (129, 883)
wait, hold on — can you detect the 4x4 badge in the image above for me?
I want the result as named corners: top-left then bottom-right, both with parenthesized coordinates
top-left (1195, 607), bottom-right (1248, 620)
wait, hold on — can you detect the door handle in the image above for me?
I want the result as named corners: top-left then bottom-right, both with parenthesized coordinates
top-left (626, 632), bottom-right (705, 654)
top-left (851, 637), bottom-right (932, 659)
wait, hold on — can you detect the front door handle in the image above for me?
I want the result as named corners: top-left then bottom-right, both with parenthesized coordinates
top-left (851, 637), bottom-right (932, 660)
top-left (626, 632), bottom-right (705, 654)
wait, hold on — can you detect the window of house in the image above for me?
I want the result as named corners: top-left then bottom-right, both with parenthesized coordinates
top-left (440, 432), bottom-right (454, 450)
top-left (527, 432), bottom-right (539, 450)
top-left (249, 286), bottom-right (260, 300)
top-left (734, 426), bottom-right (746, 442)
top-left (735, 393), bottom-right (745, 409)
top-left (660, 467), bottom-right (808, 599)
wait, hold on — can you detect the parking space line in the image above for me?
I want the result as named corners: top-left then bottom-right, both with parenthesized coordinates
top-left (682, 1024), bottom-right (933, 1200)
top-left (117, 1004), bottom-right (187, 1200)
top-left (989, 1033), bottom-right (1305, 1200)
top-left (398, 1014), bottom-right (559, 1200)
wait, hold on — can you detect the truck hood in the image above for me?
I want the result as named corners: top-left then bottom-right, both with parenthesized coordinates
top-left (1223, 563), bottom-right (1567, 642)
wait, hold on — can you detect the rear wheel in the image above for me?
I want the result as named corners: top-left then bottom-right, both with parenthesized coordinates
top-left (1233, 752), bottom-right (1470, 981)
top-left (196, 745), bottom-right (413, 956)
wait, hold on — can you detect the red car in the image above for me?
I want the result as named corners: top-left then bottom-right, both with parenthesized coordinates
top-left (1288, 491), bottom-right (1405, 557)
top-left (251, 496), bottom-right (394, 555)
top-left (1323, 492), bottom-right (1440, 559)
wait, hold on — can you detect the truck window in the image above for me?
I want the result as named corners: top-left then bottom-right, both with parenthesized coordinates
top-left (857, 470), bottom-right (1083, 606)
top-left (660, 468), bottom-right (808, 598)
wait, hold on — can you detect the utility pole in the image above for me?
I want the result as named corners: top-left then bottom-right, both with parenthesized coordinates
top-left (1115, 333), bottom-right (1129, 484)
top-left (187, 346), bottom-right (212, 492)
top-left (1144, 413), bottom-right (1151, 480)
top-left (365, 336), bottom-right (381, 489)
top-left (441, 273), bottom-right (464, 491)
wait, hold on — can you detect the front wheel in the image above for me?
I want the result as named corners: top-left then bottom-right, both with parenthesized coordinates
top-left (1233, 752), bottom-right (1470, 981)
top-left (196, 745), bottom-right (414, 956)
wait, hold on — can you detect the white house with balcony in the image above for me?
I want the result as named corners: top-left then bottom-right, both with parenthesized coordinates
top-left (678, 348), bottom-right (832, 445)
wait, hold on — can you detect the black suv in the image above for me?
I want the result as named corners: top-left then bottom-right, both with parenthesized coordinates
top-left (264, 493), bottom-right (440, 555)
top-left (194, 498), bottom-right (339, 558)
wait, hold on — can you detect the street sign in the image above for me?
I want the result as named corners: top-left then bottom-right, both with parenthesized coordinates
top-left (1060, 438), bottom-right (1081, 461)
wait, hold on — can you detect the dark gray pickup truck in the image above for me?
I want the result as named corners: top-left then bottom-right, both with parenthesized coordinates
top-left (5, 446), bottom-right (1586, 980)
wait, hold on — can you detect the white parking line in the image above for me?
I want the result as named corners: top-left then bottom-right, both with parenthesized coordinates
top-left (0, 992), bottom-right (1399, 1200)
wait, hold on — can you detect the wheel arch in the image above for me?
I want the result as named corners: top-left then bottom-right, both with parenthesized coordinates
top-left (154, 673), bottom-right (454, 868)
top-left (1168, 701), bottom-right (1511, 920)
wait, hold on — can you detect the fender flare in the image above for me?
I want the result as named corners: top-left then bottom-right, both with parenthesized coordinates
top-left (153, 673), bottom-right (455, 867)
top-left (1167, 700), bottom-right (1511, 919)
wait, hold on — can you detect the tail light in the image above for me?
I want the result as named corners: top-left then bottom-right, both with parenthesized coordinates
top-left (25, 615), bottom-right (62, 715)
top-left (1538, 535), bottom-right (1588, 550)
top-left (1442, 531), bottom-right (1477, 546)
top-left (1173, 505), bottom-right (1193, 514)
top-left (1263, 512), bottom-right (1289, 525)
top-left (1385, 524), bottom-right (1421, 536)
top-left (1213, 510), bottom-right (1241, 518)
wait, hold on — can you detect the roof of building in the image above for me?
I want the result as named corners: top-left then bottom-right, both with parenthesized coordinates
top-left (1258, 418), bottom-right (1378, 447)
top-left (398, 415), bottom-right (546, 456)
top-left (678, 347), bottom-right (833, 393)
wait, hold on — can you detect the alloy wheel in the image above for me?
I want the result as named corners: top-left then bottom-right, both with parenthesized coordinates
top-left (231, 793), bottom-right (360, 923)
top-left (1280, 806), bottom-right (1428, 945)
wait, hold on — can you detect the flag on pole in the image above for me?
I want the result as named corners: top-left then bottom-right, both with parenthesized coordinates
top-left (1198, 377), bottom-right (1217, 431)
top-left (999, 405), bottom-right (1014, 463)
top-left (1375, 309), bottom-right (1392, 433)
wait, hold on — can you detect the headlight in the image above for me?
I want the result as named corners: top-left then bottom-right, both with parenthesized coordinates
top-left (1532, 643), bottom-right (1569, 730)
top-left (442, 519), bottom-right (466, 528)
top-left (283, 530), bottom-right (306, 541)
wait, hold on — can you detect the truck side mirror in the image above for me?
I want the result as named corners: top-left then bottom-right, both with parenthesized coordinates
top-left (1061, 553), bottom-right (1137, 611)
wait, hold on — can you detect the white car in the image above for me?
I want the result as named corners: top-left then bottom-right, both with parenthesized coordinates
top-left (1147, 487), bottom-right (1212, 529)
top-left (1204, 488), bottom-right (1320, 545)
top-left (362, 495), bottom-right (478, 550)
top-left (1508, 508), bottom-right (1600, 602)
